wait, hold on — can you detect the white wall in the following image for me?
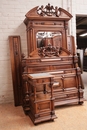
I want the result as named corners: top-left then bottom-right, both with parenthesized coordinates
top-left (0, 0), bottom-right (87, 104)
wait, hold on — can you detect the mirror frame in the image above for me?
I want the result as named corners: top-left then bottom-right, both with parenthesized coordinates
top-left (27, 26), bottom-right (67, 55)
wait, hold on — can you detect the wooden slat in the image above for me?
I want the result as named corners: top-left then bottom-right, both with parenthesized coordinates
top-left (9, 36), bottom-right (22, 106)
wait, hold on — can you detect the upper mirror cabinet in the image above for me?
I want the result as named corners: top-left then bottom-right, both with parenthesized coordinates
top-left (24, 3), bottom-right (72, 55)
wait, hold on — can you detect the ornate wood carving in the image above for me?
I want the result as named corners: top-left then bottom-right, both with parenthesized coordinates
top-left (37, 3), bottom-right (61, 17)
top-left (38, 44), bottom-right (61, 57)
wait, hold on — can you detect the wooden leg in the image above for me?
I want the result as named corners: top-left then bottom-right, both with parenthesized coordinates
top-left (78, 101), bottom-right (83, 105)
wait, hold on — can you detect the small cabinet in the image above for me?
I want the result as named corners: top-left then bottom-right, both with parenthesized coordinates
top-left (27, 73), bottom-right (57, 124)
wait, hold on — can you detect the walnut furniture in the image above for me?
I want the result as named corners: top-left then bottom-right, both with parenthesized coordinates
top-left (9, 3), bottom-right (84, 125)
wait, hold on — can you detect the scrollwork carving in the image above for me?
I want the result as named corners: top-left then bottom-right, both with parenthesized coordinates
top-left (38, 44), bottom-right (61, 57)
top-left (37, 3), bottom-right (61, 17)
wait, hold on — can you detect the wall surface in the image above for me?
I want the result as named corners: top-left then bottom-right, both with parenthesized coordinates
top-left (0, 0), bottom-right (87, 104)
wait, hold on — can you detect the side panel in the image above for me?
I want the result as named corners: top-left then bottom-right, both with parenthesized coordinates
top-left (9, 36), bottom-right (22, 106)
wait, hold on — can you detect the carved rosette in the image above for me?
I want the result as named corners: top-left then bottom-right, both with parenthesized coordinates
top-left (38, 44), bottom-right (61, 57)
top-left (37, 3), bottom-right (61, 17)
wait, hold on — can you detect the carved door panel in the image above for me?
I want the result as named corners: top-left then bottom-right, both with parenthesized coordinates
top-left (63, 75), bottom-right (78, 89)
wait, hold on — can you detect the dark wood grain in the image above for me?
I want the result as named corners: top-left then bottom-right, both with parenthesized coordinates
top-left (9, 36), bottom-right (22, 106)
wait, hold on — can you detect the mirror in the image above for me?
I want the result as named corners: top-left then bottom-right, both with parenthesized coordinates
top-left (36, 31), bottom-right (62, 48)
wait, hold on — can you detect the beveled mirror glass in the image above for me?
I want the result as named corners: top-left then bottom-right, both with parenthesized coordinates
top-left (36, 31), bottom-right (62, 48)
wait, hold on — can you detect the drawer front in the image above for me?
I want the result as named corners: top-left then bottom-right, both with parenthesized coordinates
top-left (36, 78), bottom-right (50, 84)
top-left (54, 91), bottom-right (78, 101)
top-left (36, 101), bottom-right (51, 113)
top-left (33, 21), bottom-right (64, 27)
top-left (66, 93), bottom-right (78, 99)
top-left (53, 65), bottom-right (72, 70)
top-left (28, 66), bottom-right (50, 73)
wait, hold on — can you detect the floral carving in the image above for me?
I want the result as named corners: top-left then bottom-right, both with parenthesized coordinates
top-left (37, 3), bottom-right (61, 17)
top-left (38, 44), bottom-right (61, 57)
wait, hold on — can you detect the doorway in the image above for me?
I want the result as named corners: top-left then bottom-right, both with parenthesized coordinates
top-left (76, 15), bottom-right (87, 71)
top-left (76, 15), bottom-right (87, 100)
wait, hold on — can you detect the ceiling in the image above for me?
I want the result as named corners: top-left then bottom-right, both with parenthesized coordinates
top-left (76, 16), bottom-right (87, 36)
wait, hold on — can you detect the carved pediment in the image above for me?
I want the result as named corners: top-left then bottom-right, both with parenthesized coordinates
top-left (37, 3), bottom-right (61, 17)
top-left (24, 3), bottom-right (72, 25)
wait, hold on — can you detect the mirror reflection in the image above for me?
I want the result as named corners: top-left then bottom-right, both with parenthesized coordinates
top-left (36, 31), bottom-right (62, 48)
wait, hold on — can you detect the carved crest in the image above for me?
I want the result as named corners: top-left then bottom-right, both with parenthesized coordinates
top-left (38, 44), bottom-right (61, 57)
top-left (37, 3), bottom-right (61, 17)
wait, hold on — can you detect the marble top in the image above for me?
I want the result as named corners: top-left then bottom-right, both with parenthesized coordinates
top-left (28, 72), bottom-right (54, 79)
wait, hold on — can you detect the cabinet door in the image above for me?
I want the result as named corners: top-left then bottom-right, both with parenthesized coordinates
top-left (53, 73), bottom-right (78, 91)
top-left (36, 101), bottom-right (51, 113)
top-left (63, 75), bottom-right (78, 89)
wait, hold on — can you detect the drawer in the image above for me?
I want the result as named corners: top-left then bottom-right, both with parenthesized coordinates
top-left (33, 21), bottom-right (64, 27)
top-left (53, 65), bottom-right (72, 70)
top-left (66, 93), bottom-right (78, 98)
top-left (28, 66), bottom-right (50, 73)
top-left (36, 78), bottom-right (50, 83)
top-left (54, 91), bottom-right (78, 100)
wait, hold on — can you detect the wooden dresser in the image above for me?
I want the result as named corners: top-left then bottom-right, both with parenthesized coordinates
top-left (9, 4), bottom-right (84, 125)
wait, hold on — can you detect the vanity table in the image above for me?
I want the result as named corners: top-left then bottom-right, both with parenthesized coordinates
top-left (9, 3), bottom-right (84, 124)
